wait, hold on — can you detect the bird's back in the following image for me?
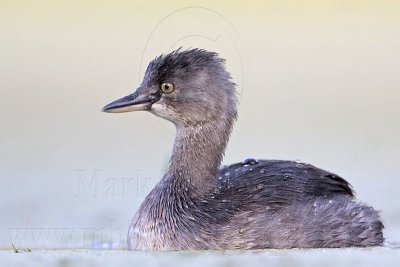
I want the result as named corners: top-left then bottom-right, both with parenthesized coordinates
top-left (217, 159), bottom-right (354, 207)
top-left (202, 159), bottom-right (384, 248)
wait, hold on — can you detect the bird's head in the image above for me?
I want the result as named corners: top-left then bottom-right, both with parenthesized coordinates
top-left (102, 48), bottom-right (238, 127)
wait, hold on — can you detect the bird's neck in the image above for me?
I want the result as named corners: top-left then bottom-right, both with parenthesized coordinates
top-left (165, 119), bottom-right (234, 196)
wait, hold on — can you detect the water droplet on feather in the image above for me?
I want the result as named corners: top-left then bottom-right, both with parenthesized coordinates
top-left (242, 158), bottom-right (258, 166)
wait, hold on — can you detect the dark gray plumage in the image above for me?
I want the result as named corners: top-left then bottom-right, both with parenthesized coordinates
top-left (102, 48), bottom-right (384, 251)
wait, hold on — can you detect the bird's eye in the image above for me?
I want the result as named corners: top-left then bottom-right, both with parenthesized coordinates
top-left (160, 82), bottom-right (175, 94)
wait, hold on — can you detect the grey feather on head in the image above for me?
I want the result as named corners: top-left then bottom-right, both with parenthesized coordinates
top-left (142, 48), bottom-right (238, 127)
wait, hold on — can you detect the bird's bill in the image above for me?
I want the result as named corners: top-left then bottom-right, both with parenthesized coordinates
top-left (102, 93), bottom-right (152, 113)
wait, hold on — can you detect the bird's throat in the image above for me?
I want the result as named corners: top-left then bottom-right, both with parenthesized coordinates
top-left (166, 120), bottom-right (233, 196)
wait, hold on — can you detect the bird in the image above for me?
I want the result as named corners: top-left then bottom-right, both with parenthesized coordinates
top-left (102, 48), bottom-right (384, 251)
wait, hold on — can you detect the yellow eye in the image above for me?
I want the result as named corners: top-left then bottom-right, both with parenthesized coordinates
top-left (160, 82), bottom-right (175, 94)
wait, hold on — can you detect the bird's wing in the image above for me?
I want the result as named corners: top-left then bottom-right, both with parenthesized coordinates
top-left (217, 160), bottom-right (354, 210)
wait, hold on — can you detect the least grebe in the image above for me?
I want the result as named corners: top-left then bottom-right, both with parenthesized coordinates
top-left (103, 48), bottom-right (384, 250)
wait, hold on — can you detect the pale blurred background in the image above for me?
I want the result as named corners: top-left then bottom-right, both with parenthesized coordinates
top-left (0, 0), bottom-right (399, 251)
